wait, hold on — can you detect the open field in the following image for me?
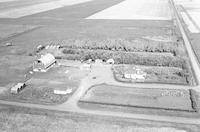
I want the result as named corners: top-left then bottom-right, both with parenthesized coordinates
top-left (0, 55), bottom-right (33, 87)
top-left (0, 24), bottom-right (38, 42)
top-left (0, 106), bottom-right (198, 132)
top-left (80, 84), bottom-right (194, 111)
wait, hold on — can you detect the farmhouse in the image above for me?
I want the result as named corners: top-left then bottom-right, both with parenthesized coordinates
top-left (123, 68), bottom-right (147, 80)
top-left (33, 53), bottom-right (56, 72)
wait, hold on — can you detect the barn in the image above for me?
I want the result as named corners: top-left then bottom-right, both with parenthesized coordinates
top-left (33, 53), bottom-right (56, 72)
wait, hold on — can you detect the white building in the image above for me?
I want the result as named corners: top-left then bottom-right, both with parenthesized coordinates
top-left (33, 53), bottom-right (56, 72)
top-left (106, 59), bottom-right (115, 64)
top-left (54, 89), bottom-right (72, 95)
top-left (123, 68), bottom-right (147, 80)
top-left (11, 83), bottom-right (26, 94)
top-left (80, 63), bottom-right (91, 70)
top-left (45, 45), bottom-right (61, 50)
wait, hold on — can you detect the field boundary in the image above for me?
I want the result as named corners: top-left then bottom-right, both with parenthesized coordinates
top-left (169, 0), bottom-right (200, 87)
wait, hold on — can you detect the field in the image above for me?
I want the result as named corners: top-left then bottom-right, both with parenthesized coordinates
top-left (0, 106), bottom-right (198, 132)
top-left (0, 24), bottom-right (38, 41)
top-left (0, 55), bottom-right (34, 87)
top-left (80, 84), bottom-right (194, 111)
top-left (0, 64), bottom-right (89, 105)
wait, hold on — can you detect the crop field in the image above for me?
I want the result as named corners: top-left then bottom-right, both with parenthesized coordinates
top-left (80, 84), bottom-right (195, 111)
top-left (0, 24), bottom-right (38, 41)
top-left (0, 106), bottom-right (198, 132)
top-left (0, 66), bottom-right (89, 105)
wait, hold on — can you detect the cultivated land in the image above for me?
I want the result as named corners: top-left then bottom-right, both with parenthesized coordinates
top-left (1, 106), bottom-right (199, 132)
top-left (80, 84), bottom-right (194, 111)
top-left (0, 0), bottom-right (200, 131)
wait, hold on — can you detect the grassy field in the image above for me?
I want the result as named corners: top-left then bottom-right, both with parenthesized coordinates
top-left (0, 106), bottom-right (199, 132)
top-left (0, 55), bottom-right (33, 87)
top-left (80, 84), bottom-right (194, 111)
top-left (0, 24), bottom-right (38, 41)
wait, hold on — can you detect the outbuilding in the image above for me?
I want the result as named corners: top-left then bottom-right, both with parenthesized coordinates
top-left (54, 89), bottom-right (72, 95)
top-left (106, 59), bottom-right (114, 64)
top-left (123, 68), bottom-right (147, 80)
top-left (11, 83), bottom-right (26, 94)
top-left (80, 63), bottom-right (91, 70)
top-left (33, 53), bottom-right (56, 72)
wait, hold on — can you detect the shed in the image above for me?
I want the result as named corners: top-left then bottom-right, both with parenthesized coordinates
top-left (54, 89), bottom-right (72, 95)
top-left (80, 63), bottom-right (91, 70)
top-left (33, 53), bottom-right (56, 72)
top-left (11, 83), bottom-right (26, 94)
top-left (45, 45), bottom-right (61, 49)
top-left (106, 59), bottom-right (114, 64)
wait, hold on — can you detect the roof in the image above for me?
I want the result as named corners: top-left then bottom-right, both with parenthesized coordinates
top-left (38, 53), bottom-right (55, 66)
top-left (124, 68), bottom-right (146, 75)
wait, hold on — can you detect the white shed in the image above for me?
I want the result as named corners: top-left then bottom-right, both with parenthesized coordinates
top-left (54, 89), bottom-right (72, 95)
top-left (33, 53), bottom-right (56, 72)
top-left (106, 59), bottom-right (114, 64)
top-left (80, 63), bottom-right (91, 70)
top-left (11, 83), bottom-right (26, 94)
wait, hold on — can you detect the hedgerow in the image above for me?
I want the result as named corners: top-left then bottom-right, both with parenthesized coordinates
top-left (61, 39), bottom-right (178, 54)
top-left (62, 48), bottom-right (186, 68)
